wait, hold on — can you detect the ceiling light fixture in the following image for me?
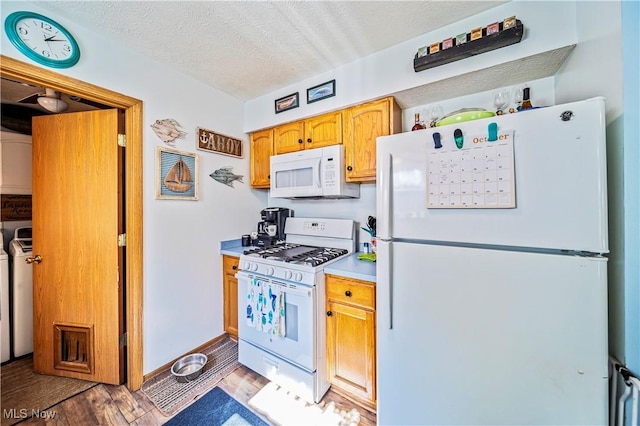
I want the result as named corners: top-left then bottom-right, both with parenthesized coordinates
top-left (37, 88), bottom-right (68, 113)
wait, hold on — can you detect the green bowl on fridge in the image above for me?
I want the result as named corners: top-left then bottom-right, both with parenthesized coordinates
top-left (436, 108), bottom-right (496, 127)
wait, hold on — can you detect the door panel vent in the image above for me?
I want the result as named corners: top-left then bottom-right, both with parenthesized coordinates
top-left (53, 323), bottom-right (94, 374)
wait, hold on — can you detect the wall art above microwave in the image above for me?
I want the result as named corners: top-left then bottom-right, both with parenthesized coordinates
top-left (307, 79), bottom-right (335, 104)
top-left (275, 92), bottom-right (299, 114)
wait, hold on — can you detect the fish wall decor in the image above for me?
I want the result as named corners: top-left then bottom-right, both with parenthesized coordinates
top-left (150, 118), bottom-right (187, 146)
top-left (210, 167), bottom-right (243, 188)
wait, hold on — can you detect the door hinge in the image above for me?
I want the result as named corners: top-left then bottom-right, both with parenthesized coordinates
top-left (117, 134), bottom-right (126, 147)
top-left (118, 233), bottom-right (126, 247)
top-left (120, 333), bottom-right (127, 347)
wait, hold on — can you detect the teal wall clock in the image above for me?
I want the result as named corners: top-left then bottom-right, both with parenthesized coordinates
top-left (4, 11), bottom-right (80, 69)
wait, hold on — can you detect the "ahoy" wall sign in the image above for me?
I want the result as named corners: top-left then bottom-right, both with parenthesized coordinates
top-left (197, 127), bottom-right (243, 158)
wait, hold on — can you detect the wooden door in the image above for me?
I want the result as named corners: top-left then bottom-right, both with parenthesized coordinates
top-left (304, 111), bottom-right (342, 149)
top-left (250, 128), bottom-right (273, 188)
top-left (31, 109), bottom-right (124, 384)
top-left (273, 121), bottom-right (305, 154)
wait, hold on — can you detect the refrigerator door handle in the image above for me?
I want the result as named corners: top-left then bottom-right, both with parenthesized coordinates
top-left (377, 241), bottom-right (393, 330)
top-left (377, 152), bottom-right (392, 240)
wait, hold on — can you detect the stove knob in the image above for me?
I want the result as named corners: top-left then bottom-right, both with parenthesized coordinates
top-left (294, 272), bottom-right (303, 282)
top-left (242, 261), bottom-right (251, 270)
top-left (251, 263), bottom-right (259, 272)
top-left (284, 270), bottom-right (293, 280)
top-left (266, 267), bottom-right (275, 276)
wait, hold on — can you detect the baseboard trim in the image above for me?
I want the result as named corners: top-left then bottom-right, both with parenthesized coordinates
top-left (142, 333), bottom-right (229, 382)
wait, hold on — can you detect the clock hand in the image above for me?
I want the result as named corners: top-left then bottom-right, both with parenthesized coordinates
top-left (44, 36), bottom-right (66, 42)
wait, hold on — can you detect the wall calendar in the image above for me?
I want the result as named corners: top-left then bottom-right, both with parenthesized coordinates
top-left (427, 130), bottom-right (516, 209)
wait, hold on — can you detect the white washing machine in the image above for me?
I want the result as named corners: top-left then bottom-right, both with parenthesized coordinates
top-left (9, 227), bottom-right (33, 358)
top-left (1, 231), bottom-right (9, 363)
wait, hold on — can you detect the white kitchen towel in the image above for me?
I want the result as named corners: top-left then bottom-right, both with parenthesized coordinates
top-left (246, 278), bottom-right (286, 337)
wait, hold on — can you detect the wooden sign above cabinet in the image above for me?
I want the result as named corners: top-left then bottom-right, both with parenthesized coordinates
top-left (414, 18), bottom-right (524, 72)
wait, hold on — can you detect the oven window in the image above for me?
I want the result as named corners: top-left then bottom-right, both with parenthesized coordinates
top-left (284, 302), bottom-right (298, 342)
top-left (275, 167), bottom-right (313, 188)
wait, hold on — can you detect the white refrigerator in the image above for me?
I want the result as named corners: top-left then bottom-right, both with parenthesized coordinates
top-left (375, 97), bottom-right (609, 425)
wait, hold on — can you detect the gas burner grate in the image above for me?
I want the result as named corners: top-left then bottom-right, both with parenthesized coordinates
top-left (242, 244), bottom-right (348, 266)
top-left (243, 243), bottom-right (303, 258)
top-left (293, 248), bottom-right (349, 267)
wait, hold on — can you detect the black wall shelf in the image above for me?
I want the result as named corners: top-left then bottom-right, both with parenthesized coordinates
top-left (414, 20), bottom-right (524, 73)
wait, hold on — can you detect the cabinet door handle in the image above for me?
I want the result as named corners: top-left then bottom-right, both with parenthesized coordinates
top-left (345, 290), bottom-right (352, 297)
top-left (232, 265), bottom-right (237, 270)
top-left (307, 138), bottom-right (312, 143)
top-left (298, 139), bottom-right (303, 144)
top-left (326, 311), bottom-right (333, 317)
top-left (347, 166), bottom-right (353, 171)
top-left (267, 174), bottom-right (270, 179)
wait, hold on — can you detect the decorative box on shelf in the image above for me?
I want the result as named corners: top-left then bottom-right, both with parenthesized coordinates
top-left (414, 18), bottom-right (524, 73)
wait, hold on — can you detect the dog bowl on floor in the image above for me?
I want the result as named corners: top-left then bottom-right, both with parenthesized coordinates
top-left (171, 353), bottom-right (207, 382)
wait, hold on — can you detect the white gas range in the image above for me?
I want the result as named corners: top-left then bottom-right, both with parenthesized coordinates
top-left (236, 217), bottom-right (355, 403)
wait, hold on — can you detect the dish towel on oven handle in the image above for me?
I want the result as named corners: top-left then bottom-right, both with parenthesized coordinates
top-left (246, 277), bottom-right (286, 337)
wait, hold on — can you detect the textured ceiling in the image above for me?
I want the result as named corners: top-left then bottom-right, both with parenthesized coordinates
top-left (33, 0), bottom-right (506, 102)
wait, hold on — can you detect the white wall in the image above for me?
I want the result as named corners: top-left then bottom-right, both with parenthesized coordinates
top-left (1, 1), bottom-right (268, 374)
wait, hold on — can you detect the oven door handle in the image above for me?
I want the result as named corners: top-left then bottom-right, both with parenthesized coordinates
top-left (236, 272), bottom-right (314, 298)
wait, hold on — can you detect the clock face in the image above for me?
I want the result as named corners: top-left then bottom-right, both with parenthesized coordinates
top-left (4, 11), bottom-right (80, 68)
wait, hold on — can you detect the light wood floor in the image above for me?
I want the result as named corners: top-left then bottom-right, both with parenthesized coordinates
top-left (11, 365), bottom-right (376, 425)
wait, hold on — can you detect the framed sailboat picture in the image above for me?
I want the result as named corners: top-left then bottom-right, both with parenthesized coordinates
top-left (156, 147), bottom-right (199, 200)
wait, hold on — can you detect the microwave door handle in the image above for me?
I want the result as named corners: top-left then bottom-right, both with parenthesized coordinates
top-left (315, 158), bottom-right (322, 188)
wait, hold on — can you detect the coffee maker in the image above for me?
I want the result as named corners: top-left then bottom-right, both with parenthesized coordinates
top-left (256, 207), bottom-right (293, 247)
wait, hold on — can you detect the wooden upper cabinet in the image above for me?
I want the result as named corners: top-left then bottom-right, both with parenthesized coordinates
top-left (304, 111), bottom-right (342, 150)
top-left (274, 111), bottom-right (342, 155)
top-left (273, 121), bottom-right (305, 155)
top-left (344, 97), bottom-right (402, 183)
top-left (249, 97), bottom-right (399, 188)
top-left (250, 128), bottom-right (273, 188)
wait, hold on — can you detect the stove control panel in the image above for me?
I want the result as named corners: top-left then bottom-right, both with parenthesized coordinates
top-left (303, 221), bottom-right (326, 232)
top-left (285, 217), bottom-right (354, 240)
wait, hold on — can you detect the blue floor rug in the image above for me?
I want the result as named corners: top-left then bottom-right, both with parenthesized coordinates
top-left (165, 387), bottom-right (269, 426)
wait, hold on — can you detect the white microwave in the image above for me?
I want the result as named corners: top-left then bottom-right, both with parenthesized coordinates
top-left (270, 145), bottom-right (360, 199)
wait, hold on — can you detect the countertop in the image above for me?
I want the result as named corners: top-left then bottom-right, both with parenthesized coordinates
top-left (220, 239), bottom-right (376, 282)
top-left (220, 239), bottom-right (254, 257)
top-left (324, 253), bottom-right (376, 283)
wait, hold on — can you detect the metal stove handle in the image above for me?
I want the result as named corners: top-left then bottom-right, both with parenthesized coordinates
top-left (236, 271), bottom-right (313, 298)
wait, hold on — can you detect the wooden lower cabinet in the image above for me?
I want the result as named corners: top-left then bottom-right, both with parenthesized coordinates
top-left (325, 274), bottom-right (376, 408)
top-left (222, 255), bottom-right (239, 339)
